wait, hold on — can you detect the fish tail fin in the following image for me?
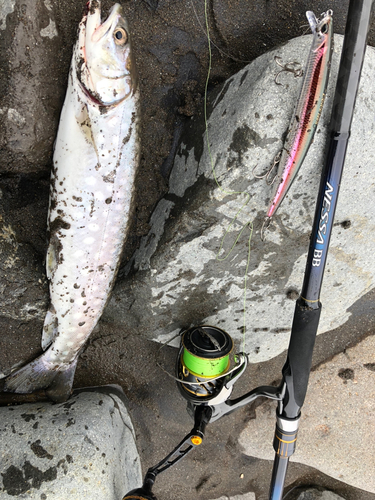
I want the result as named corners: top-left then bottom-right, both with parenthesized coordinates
top-left (4, 352), bottom-right (78, 403)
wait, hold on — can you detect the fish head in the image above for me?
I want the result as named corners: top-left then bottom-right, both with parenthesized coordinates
top-left (76, 1), bottom-right (138, 106)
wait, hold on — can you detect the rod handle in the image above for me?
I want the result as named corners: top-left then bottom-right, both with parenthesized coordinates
top-left (282, 298), bottom-right (322, 417)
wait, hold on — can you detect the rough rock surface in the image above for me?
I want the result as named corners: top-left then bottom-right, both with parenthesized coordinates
top-left (104, 34), bottom-right (375, 363)
top-left (296, 490), bottom-right (345, 500)
top-left (213, 494), bottom-right (256, 500)
top-left (297, 488), bottom-right (343, 500)
top-left (238, 334), bottom-right (375, 494)
top-left (0, 386), bottom-right (142, 499)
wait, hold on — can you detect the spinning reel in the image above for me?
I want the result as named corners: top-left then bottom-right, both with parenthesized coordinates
top-left (123, 325), bottom-right (290, 500)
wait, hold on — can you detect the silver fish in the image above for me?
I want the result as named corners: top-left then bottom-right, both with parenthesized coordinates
top-left (5, 0), bottom-right (140, 401)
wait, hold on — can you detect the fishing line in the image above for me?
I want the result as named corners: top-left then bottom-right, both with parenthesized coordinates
top-left (203, 0), bottom-right (255, 353)
top-left (189, 0), bottom-right (252, 64)
top-left (155, 330), bottom-right (240, 386)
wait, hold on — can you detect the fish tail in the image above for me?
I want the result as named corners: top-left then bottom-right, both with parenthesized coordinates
top-left (4, 353), bottom-right (78, 403)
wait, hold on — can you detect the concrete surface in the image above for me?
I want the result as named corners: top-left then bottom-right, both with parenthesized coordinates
top-left (239, 334), bottom-right (375, 494)
top-left (0, 385), bottom-right (142, 499)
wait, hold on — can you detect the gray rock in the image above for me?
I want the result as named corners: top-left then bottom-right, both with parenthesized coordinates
top-left (0, 0), bottom-right (65, 175)
top-left (0, 208), bottom-right (48, 324)
top-left (0, 385), bottom-right (142, 499)
top-left (212, 494), bottom-right (256, 500)
top-left (105, 34), bottom-right (375, 362)
top-left (238, 334), bottom-right (375, 493)
top-left (0, 0), bottom-right (15, 30)
top-left (296, 490), bottom-right (345, 500)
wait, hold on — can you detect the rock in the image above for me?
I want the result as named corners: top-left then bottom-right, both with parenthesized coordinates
top-left (0, 202), bottom-right (49, 378)
top-left (0, 0), bottom-right (68, 175)
top-left (105, 34), bottom-right (375, 363)
top-left (212, 494), bottom-right (256, 500)
top-left (0, 385), bottom-right (142, 499)
top-left (296, 490), bottom-right (345, 500)
top-left (0, 208), bottom-right (48, 324)
top-left (238, 334), bottom-right (375, 493)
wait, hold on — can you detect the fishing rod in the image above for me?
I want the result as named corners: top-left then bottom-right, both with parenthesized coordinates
top-left (269, 0), bottom-right (374, 497)
top-left (122, 1), bottom-right (374, 499)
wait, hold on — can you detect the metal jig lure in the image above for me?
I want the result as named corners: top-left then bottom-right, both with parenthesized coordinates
top-left (264, 10), bottom-right (334, 232)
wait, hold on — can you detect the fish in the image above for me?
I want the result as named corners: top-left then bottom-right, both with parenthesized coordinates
top-left (4, 0), bottom-right (140, 402)
top-left (265, 10), bottom-right (333, 224)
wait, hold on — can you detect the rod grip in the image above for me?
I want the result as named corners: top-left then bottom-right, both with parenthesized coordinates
top-left (282, 298), bottom-right (322, 416)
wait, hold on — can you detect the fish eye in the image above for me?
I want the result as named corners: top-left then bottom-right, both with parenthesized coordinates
top-left (114, 27), bottom-right (128, 45)
top-left (320, 23), bottom-right (328, 34)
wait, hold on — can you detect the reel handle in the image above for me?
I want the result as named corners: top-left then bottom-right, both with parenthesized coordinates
top-left (122, 405), bottom-right (213, 500)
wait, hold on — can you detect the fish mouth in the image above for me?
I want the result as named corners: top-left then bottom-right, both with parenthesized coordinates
top-left (87, 1), bottom-right (122, 44)
top-left (76, 0), bottom-right (134, 106)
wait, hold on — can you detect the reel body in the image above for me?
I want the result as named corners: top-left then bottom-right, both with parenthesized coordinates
top-left (176, 325), bottom-right (233, 402)
top-left (122, 325), bottom-right (284, 500)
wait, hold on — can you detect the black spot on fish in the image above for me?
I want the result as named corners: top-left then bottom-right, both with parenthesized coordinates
top-left (122, 125), bottom-right (133, 145)
top-left (73, 283), bottom-right (80, 289)
top-left (105, 197), bottom-right (112, 204)
top-left (78, 321), bottom-right (86, 326)
top-left (49, 216), bottom-right (71, 234)
top-left (102, 170), bottom-right (116, 183)
top-left (81, 290), bottom-right (86, 297)
top-left (72, 196), bottom-right (82, 202)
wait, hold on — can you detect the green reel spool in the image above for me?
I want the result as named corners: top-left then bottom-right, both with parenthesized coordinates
top-left (177, 325), bottom-right (233, 401)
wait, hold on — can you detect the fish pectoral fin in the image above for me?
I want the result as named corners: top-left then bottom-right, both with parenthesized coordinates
top-left (42, 308), bottom-right (59, 350)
